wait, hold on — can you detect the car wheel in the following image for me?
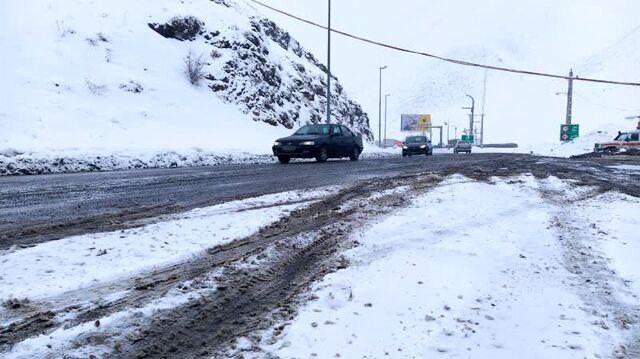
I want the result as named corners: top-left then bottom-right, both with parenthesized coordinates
top-left (316, 146), bottom-right (329, 162)
top-left (349, 146), bottom-right (361, 161)
top-left (277, 156), bottom-right (291, 164)
top-left (604, 147), bottom-right (617, 154)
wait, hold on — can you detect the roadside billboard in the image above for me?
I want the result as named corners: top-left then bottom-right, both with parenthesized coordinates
top-left (401, 114), bottom-right (432, 132)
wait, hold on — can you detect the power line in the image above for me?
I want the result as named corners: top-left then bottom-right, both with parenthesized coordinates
top-left (576, 22), bottom-right (640, 75)
top-left (573, 92), bottom-right (640, 112)
top-left (249, 0), bottom-right (640, 87)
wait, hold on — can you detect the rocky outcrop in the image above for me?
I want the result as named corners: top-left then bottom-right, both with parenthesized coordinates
top-left (148, 2), bottom-right (373, 140)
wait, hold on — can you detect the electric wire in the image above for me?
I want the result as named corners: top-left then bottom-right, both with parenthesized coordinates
top-left (573, 92), bottom-right (640, 112)
top-left (575, 22), bottom-right (640, 75)
top-left (249, 0), bottom-right (640, 87)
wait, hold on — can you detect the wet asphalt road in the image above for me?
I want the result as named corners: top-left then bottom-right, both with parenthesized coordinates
top-left (0, 153), bottom-right (636, 249)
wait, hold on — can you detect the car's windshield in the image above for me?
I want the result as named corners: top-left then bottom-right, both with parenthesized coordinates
top-left (615, 132), bottom-right (631, 141)
top-left (405, 136), bottom-right (427, 143)
top-left (293, 125), bottom-right (330, 136)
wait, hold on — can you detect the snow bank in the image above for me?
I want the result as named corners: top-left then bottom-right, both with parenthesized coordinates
top-left (0, 145), bottom-right (398, 175)
top-left (520, 124), bottom-right (621, 157)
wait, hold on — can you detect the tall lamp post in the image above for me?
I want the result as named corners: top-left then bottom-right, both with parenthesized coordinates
top-left (464, 94), bottom-right (475, 142)
top-left (384, 94), bottom-right (391, 147)
top-left (378, 65), bottom-right (387, 147)
top-left (444, 122), bottom-right (450, 143)
top-left (325, 0), bottom-right (332, 124)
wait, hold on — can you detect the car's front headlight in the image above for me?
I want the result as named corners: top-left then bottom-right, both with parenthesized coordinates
top-left (403, 146), bottom-right (408, 149)
top-left (420, 145), bottom-right (427, 149)
top-left (274, 141), bottom-right (282, 146)
top-left (300, 141), bottom-right (315, 146)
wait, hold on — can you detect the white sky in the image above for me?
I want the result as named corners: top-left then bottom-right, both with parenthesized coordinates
top-left (249, 0), bottom-right (640, 144)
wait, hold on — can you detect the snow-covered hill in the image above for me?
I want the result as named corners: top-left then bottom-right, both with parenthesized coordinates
top-left (0, 0), bottom-right (371, 168)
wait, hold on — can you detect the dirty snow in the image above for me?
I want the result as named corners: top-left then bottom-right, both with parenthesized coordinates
top-left (3, 269), bottom-right (222, 359)
top-left (0, 188), bottom-right (336, 301)
top-left (258, 175), bottom-right (640, 358)
top-left (608, 165), bottom-right (640, 174)
top-left (0, 145), bottom-right (397, 176)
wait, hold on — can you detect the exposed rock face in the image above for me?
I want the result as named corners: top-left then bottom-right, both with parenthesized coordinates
top-left (148, 16), bottom-right (205, 41)
top-left (148, 3), bottom-right (373, 140)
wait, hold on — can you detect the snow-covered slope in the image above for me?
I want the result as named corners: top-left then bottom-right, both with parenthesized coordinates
top-left (0, 0), bottom-right (371, 159)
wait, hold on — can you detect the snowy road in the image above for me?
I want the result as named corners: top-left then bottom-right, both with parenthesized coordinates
top-left (2, 153), bottom-right (639, 250)
top-left (1, 154), bottom-right (639, 358)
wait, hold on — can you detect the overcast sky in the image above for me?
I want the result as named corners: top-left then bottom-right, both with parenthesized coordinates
top-left (250, 0), bottom-right (640, 144)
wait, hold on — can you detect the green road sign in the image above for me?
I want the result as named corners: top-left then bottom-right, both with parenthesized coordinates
top-left (560, 124), bottom-right (579, 142)
top-left (461, 135), bottom-right (474, 143)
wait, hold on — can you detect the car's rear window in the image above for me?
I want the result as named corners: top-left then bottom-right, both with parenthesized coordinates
top-left (406, 136), bottom-right (427, 143)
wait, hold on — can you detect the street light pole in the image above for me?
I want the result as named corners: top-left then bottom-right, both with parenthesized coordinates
top-left (384, 94), bottom-right (390, 147)
top-left (325, 0), bottom-right (331, 124)
top-left (378, 65), bottom-right (387, 147)
top-left (465, 94), bottom-right (475, 141)
top-left (480, 69), bottom-right (487, 147)
top-left (444, 122), bottom-right (450, 143)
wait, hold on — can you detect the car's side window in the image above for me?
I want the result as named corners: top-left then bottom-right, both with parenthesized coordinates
top-left (631, 133), bottom-right (639, 141)
top-left (332, 126), bottom-right (342, 136)
top-left (341, 126), bottom-right (354, 137)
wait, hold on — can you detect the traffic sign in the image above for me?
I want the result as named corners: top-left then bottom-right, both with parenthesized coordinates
top-left (560, 124), bottom-right (579, 142)
top-left (461, 135), bottom-right (474, 143)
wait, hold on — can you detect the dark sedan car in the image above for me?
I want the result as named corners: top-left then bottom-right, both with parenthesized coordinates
top-left (402, 136), bottom-right (433, 157)
top-left (273, 124), bottom-right (364, 164)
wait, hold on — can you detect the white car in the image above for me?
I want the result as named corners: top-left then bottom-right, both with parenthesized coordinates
top-left (594, 130), bottom-right (640, 153)
top-left (453, 140), bottom-right (472, 154)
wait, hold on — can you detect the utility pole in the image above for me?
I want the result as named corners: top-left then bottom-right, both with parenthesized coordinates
top-left (565, 69), bottom-right (574, 125)
top-left (325, 0), bottom-right (331, 124)
top-left (384, 94), bottom-right (390, 147)
top-left (378, 65), bottom-right (387, 147)
top-left (480, 69), bottom-right (487, 147)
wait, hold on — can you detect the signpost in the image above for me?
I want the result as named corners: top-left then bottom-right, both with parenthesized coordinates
top-left (560, 124), bottom-right (579, 142)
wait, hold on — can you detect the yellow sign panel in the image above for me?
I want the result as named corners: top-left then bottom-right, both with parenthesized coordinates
top-left (417, 114), bottom-right (432, 131)
top-left (401, 114), bottom-right (433, 132)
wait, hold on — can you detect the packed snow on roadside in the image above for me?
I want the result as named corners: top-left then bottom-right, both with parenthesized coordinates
top-left (0, 143), bottom-right (399, 176)
top-left (0, 187), bottom-right (336, 302)
top-left (251, 175), bottom-right (640, 358)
